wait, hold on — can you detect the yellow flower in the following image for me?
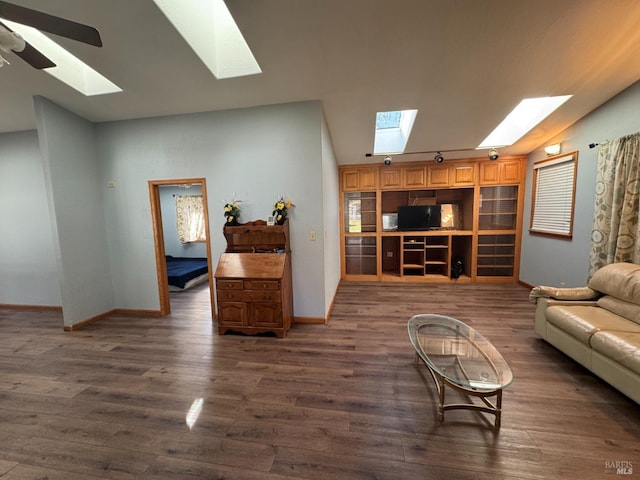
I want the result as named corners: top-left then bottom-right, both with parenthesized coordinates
top-left (285, 200), bottom-right (292, 209)
top-left (224, 205), bottom-right (231, 212)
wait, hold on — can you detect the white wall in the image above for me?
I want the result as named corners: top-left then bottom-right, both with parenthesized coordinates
top-left (34, 96), bottom-right (114, 325)
top-left (321, 110), bottom-right (341, 314)
top-left (521, 79), bottom-right (640, 287)
top-left (160, 185), bottom-right (207, 258)
top-left (96, 101), bottom-right (331, 318)
top-left (0, 130), bottom-right (60, 306)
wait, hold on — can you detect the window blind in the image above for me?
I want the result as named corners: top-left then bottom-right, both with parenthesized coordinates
top-left (531, 154), bottom-right (576, 237)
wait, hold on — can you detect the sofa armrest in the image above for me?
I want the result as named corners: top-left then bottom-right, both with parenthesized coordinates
top-left (529, 285), bottom-right (599, 304)
top-left (533, 297), bottom-right (600, 339)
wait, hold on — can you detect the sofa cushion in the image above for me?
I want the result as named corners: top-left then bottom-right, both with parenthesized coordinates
top-left (590, 331), bottom-right (640, 375)
top-left (589, 262), bottom-right (640, 305)
top-left (597, 295), bottom-right (640, 325)
top-left (546, 305), bottom-right (640, 344)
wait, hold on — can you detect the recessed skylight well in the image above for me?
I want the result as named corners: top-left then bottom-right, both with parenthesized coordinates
top-left (374, 109), bottom-right (418, 155)
top-left (1, 19), bottom-right (121, 96)
top-left (477, 95), bottom-right (572, 149)
top-left (153, 0), bottom-right (261, 80)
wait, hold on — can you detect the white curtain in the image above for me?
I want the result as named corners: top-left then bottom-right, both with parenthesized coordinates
top-left (176, 195), bottom-right (206, 243)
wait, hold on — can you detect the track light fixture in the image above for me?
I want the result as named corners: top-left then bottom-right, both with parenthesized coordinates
top-left (434, 152), bottom-right (444, 163)
top-left (488, 148), bottom-right (499, 161)
top-left (383, 155), bottom-right (392, 166)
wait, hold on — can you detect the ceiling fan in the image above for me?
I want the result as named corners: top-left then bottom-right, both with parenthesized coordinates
top-left (0, 1), bottom-right (101, 69)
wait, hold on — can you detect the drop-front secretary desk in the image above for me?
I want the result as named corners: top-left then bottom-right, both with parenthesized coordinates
top-left (214, 219), bottom-right (293, 338)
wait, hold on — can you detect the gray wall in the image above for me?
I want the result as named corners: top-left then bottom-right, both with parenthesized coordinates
top-left (520, 79), bottom-right (640, 288)
top-left (1, 99), bottom-right (338, 323)
top-left (95, 101), bottom-right (332, 318)
top-left (34, 96), bottom-right (114, 325)
top-left (0, 130), bottom-right (60, 306)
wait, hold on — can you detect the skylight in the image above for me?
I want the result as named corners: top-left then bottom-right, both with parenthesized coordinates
top-left (1, 19), bottom-right (121, 96)
top-left (477, 95), bottom-right (572, 149)
top-left (153, 0), bottom-right (261, 80)
top-left (373, 109), bottom-right (418, 155)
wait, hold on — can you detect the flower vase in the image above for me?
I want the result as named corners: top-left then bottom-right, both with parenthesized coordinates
top-left (226, 218), bottom-right (238, 226)
top-left (276, 216), bottom-right (286, 225)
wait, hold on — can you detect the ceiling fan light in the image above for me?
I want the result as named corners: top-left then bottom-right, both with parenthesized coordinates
top-left (0, 25), bottom-right (24, 52)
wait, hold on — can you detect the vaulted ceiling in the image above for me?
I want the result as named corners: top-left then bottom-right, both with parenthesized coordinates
top-left (2, 0), bottom-right (640, 165)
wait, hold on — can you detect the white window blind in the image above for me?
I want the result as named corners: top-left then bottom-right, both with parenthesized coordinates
top-left (530, 154), bottom-right (576, 237)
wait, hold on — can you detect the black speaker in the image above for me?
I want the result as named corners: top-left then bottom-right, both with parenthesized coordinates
top-left (451, 258), bottom-right (464, 279)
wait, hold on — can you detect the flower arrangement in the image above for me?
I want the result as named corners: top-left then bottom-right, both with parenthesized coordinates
top-left (272, 196), bottom-right (295, 225)
top-left (224, 199), bottom-right (242, 225)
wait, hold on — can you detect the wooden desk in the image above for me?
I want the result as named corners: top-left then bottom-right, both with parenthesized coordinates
top-left (215, 253), bottom-right (293, 337)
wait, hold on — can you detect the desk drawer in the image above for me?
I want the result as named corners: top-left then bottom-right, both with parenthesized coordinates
top-left (217, 290), bottom-right (280, 303)
top-left (249, 291), bottom-right (281, 303)
top-left (216, 280), bottom-right (244, 290)
top-left (217, 290), bottom-right (249, 302)
top-left (245, 280), bottom-right (280, 290)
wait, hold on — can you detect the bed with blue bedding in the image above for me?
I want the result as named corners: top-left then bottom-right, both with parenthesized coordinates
top-left (166, 256), bottom-right (209, 291)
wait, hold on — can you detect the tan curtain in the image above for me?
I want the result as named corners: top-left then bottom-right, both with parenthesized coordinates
top-left (176, 195), bottom-right (206, 243)
top-left (589, 132), bottom-right (640, 277)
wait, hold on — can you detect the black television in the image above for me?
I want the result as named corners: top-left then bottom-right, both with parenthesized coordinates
top-left (397, 205), bottom-right (441, 231)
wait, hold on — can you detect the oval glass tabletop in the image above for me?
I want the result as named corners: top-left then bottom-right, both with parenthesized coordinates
top-left (407, 313), bottom-right (513, 391)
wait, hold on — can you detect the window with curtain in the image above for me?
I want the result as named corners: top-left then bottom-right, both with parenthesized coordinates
top-left (176, 195), bottom-right (206, 243)
top-left (530, 152), bottom-right (577, 238)
top-left (589, 132), bottom-right (640, 277)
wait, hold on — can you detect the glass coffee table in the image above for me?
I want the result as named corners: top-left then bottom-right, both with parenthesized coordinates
top-left (407, 314), bottom-right (513, 429)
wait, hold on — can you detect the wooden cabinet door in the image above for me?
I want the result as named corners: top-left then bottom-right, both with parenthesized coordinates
top-left (427, 165), bottom-right (451, 187)
top-left (217, 302), bottom-right (248, 327)
top-left (501, 160), bottom-right (522, 184)
top-left (359, 168), bottom-right (378, 190)
top-left (342, 169), bottom-right (360, 191)
top-left (342, 168), bottom-right (378, 191)
top-left (380, 168), bottom-right (402, 189)
top-left (403, 166), bottom-right (427, 188)
top-left (250, 303), bottom-right (283, 328)
top-left (480, 160), bottom-right (522, 185)
top-left (452, 164), bottom-right (476, 186)
top-left (479, 163), bottom-right (500, 184)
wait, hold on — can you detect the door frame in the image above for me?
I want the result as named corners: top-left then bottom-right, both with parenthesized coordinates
top-left (148, 178), bottom-right (214, 317)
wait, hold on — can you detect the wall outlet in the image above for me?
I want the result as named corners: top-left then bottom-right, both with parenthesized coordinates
top-left (107, 180), bottom-right (116, 188)
top-left (309, 231), bottom-right (316, 241)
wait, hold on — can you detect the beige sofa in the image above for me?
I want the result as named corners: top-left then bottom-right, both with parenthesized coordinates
top-left (530, 262), bottom-right (640, 404)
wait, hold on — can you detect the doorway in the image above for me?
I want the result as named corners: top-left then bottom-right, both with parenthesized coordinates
top-left (148, 178), bottom-right (214, 318)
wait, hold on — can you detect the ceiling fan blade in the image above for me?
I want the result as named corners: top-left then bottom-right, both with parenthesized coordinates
top-left (0, 1), bottom-right (102, 47)
top-left (14, 41), bottom-right (55, 69)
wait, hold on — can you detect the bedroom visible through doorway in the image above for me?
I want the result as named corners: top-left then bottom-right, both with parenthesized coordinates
top-left (148, 178), bottom-right (214, 318)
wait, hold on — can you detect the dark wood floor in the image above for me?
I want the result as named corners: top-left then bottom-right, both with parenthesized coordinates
top-left (0, 281), bottom-right (638, 479)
